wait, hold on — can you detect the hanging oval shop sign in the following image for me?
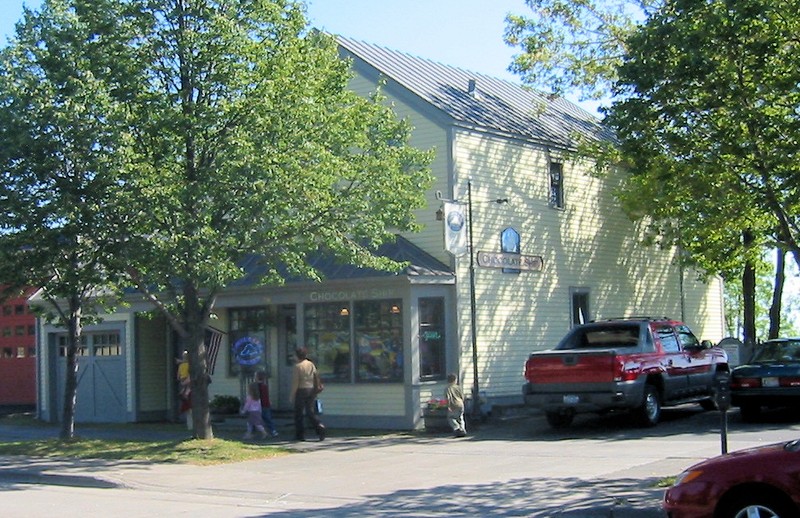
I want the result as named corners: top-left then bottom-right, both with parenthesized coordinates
top-left (477, 251), bottom-right (544, 272)
top-left (232, 336), bottom-right (264, 366)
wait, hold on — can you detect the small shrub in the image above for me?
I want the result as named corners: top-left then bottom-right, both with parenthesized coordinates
top-left (426, 398), bottom-right (448, 412)
top-left (210, 395), bottom-right (240, 415)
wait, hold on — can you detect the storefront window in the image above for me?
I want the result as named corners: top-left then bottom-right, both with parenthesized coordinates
top-left (228, 307), bottom-right (269, 377)
top-left (354, 300), bottom-right (403, 382)
top-left (305, 299), bottom-right (404, 383)
top-left (419, 297), bottom-right (445, 379)
top-left (305, 303), bottom-right (351, 381)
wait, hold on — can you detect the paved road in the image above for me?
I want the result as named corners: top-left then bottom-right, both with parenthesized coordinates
top-left (1, 406), bottom-right (799, 517)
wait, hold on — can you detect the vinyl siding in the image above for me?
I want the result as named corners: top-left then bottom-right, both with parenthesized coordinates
top-left (347, 74), bottom-right (451, 266)
top-left (348, 67), bottom-right (726, 401)
top-left (136, 315), bottom-right (168, 413)
top-left (319, 383), bottom-right (405, 416)
top-left (450, 129), bottom-right (726, 398)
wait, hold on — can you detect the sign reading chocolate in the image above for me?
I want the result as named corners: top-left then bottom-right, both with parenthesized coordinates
top-left (476, 251), bottom-right (544, 272)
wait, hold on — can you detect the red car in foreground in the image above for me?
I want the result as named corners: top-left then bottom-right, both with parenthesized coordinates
top-left (663, 438), bottom-right (800, 517)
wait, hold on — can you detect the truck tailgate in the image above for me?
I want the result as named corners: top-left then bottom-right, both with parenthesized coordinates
top-left (525, 350), bottom-right (618, 384)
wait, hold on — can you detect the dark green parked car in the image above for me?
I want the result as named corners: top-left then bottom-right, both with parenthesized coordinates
top-left (731, 338), bottom-right (800, 421)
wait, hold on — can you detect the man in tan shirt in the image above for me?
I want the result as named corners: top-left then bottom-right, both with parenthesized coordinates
top-left (291, 346), bottom-right (326, 441)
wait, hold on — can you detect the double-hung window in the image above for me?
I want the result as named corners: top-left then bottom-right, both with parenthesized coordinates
top-left (550, 161), bottom-right (565, 209)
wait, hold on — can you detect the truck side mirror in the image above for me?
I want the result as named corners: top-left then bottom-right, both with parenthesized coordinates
top-left (701, 340), bottom-right (714, 349)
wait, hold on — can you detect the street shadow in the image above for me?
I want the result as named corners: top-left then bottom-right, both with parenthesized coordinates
top-left (245, 476), bottom-right (665, 517)
top-left (239, 404), bottom-right (800, 454)
top-left (0, 456), bottom-right (146, 491)
top-left (471, 405), bottom-right (800, 444)
top-left (734, 406), bottom-right (800, 426)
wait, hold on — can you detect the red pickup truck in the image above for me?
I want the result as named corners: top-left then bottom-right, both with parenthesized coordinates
top-left (522, 317), bottom-right (728, 428)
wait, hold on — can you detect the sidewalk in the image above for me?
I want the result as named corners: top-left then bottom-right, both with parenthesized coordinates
top-left (0, 411), bottom-right (671, 516)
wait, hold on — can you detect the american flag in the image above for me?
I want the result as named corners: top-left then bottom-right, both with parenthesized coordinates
top-left (205, 327), bottom-right (225, 375)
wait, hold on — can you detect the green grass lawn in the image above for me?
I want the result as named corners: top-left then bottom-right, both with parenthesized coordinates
top-left (0, 437), bottom-right (289, 465)
top-left (0, 413), bottom-right (290, 465)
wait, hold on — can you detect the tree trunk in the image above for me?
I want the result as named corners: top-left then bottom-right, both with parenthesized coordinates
top-left (742, 230), bottom-right (757, 345)
top-left (184, 283), bottom-right (213, 439)
top-left (768, 248), bottom-right (785, 340)
top-left (60, 298), bottom-right (82, 440)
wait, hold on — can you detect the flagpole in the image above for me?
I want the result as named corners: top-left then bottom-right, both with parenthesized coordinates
top-left (437, 183), bottom-right (508, 423)
top-left (467, 180), bottom-right (480, 421)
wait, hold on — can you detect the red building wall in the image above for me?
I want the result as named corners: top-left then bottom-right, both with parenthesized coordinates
top-left (0, 289), bottom-right (37, 405)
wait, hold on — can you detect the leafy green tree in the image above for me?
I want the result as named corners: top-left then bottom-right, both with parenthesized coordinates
top-left (504, 0), bottom-right (656, 100)
top-left (1, 0), bottom-right (431, 441)
top-left (112, 0), bottom-right (433, 439)
top-left (505, 0), bottom-right (800, 342)
top-left (0, 0), bottom-right (131, 439)
top-left (725, 249), bottom-right (800, 341)
top-left (607, 0), bottom-right (800, 341)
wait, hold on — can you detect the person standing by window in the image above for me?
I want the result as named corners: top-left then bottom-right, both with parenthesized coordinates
top-left (290, 347), bottom-right (326, 441)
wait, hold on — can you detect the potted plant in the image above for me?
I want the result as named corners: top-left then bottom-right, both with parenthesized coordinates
top-left (423, 398), bottom-right (450, 431)
top-left (209, 395), bottom-right (241, 422)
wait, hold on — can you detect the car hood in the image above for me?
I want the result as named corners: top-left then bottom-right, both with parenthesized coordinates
top-left (685, 440), bottom-right (800, 472)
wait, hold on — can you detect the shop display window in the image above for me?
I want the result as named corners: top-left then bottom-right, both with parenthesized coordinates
top-left (228, 307), bottom-right (269, 377)
top-left (419, 297), bottom-right (445, 380)
top-left (354, 300), bottom-right (403, 382)
top-left (305, 299), bottom-right (404, 383)
top-left (305, 303), bottom-right (351, 381)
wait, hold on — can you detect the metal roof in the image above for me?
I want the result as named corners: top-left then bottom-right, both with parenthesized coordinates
top-left (232, 235), bottom-right (453, 287)
top-left (337, 36), bottom-right (613, 149)
top-left (304, 235), bottom-right (453, 281)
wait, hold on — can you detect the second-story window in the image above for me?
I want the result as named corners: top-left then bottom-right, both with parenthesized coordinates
top-left (549, 161), bottom-right (564, 209)
top-left (570, 287), bottom-right (590, 326)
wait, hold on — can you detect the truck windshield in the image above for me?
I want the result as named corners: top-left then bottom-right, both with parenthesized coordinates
top-left (558, 325), bottom-right (641, 350)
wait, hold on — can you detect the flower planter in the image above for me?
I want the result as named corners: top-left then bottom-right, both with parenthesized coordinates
top-left (423, 412), bottom-right (450, 431)
top-left (424, 398), bottom-right (451, 431)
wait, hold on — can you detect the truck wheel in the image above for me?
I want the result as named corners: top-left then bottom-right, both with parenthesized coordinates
top-left (546, 411), bottom-right (574, 428)
top-left (635, 384), bottom-right (661, 427)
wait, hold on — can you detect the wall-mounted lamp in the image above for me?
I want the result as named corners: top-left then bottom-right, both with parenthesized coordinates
top-left (339, 307), bottom-right (350, 316)
top-left (390, 304), bottom-right (401, 314)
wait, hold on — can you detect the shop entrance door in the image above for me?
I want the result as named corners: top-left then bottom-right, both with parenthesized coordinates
top-left (277, 304), bottom-right (297, 410)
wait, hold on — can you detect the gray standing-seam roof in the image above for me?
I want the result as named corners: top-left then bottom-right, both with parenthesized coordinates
top-left (231, 235), bottom-right (453, 287)
top-left (337, 36), bottom-right (613, 149)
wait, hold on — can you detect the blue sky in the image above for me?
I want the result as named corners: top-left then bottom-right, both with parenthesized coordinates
top-left (0, 1), bottom-right (603, 113)
top-left (2, 0), bottom-right (524, 81)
